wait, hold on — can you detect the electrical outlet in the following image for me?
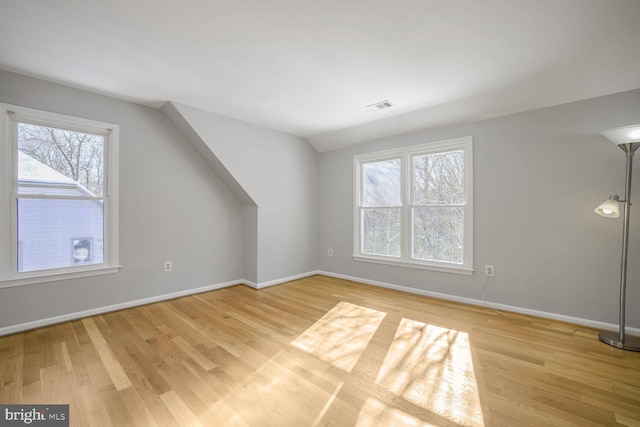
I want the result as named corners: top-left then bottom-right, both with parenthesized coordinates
top-left (328, 248), bottom-right (333, 256)
top-left (484, 265), bottom-right (494, 277)
top-left (164, 261), bottom-right (172, 272)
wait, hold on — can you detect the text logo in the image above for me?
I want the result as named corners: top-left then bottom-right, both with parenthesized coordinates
top-left (0, 405), bottom-right (68, 426)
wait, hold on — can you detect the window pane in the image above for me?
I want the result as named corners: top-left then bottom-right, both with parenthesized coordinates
top-left (362, 208), bottom-right (401, 257)
top-left (362, 159), bottom-right (401, 206)
top-left (413, 151), bottom-right (463, 205)
top-left (18, 123), bottom-right (104, 196)
top-left (412, 207), bottom-right (463, 263)
top-left (17, 198), bottom-right (104, 272)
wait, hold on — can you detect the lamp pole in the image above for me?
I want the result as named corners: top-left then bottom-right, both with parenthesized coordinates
top-left (598, 142), bottom-right (640, 351)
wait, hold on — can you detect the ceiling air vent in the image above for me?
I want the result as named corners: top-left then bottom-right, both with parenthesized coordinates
top-left (366, 100), bottom-right (394, 110)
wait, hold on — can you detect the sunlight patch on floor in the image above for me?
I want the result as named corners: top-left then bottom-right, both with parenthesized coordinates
top-left (291, 302), bottom-right (386, 372)
top-left (376, 319), bottom-right (484, 427)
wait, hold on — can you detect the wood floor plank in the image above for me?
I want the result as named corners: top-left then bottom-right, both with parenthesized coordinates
top-left (76, 383), bottom-right (113, 427)
top-left (170, 336), bottom-right (217, 372)
top-left (0, 275), bottom-right (639, 426)
top-left (81, 318), bottom-right (132, 391)
top-left (159, 390), bottom-right (204, 427)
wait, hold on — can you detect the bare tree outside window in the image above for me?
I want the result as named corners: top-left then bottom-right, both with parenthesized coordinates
top-left (355, 137), bottom-right (472, 271)
top-left (17, 123), bottom-right (104, 196)
top-left (412, 151), bottom-right (464, 263)
top-left (413, 151), bottom-right (464, 205)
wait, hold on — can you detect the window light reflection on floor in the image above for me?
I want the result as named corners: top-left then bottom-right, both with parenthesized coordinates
top-left (291, 301), bottom-right (386, 372)
top-left (376, 319), bottom-right (484, 427)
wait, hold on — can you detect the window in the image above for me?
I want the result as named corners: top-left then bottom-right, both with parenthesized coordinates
top-left (354, 137), bottom-right (473, 274)
top-left (0, 104), bottom-right (119, 286)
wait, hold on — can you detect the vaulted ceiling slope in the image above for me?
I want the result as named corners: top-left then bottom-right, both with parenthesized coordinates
top-left (1, 0), bottom-right (639, 152)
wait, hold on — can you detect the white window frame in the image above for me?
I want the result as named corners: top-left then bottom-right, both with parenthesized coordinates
top-left (353, 136), bottom-right (473, 274)
top-left (0, 103), bottom-right (120, 287)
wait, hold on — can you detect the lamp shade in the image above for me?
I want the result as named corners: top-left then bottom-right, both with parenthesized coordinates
top-left (601, 125), bottom-right (640, 145)
top-left (595, 195), bottom-right (620, 218)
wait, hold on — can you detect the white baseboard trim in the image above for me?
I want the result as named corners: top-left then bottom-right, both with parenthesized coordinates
top-left (242, 279), bottom-right (259, 289)
top-left (7, 269), bottom-right (634, 338)
top-left (318, 271), bottom-right (640, 335)
top-left (245, 270), bottom-right (320, 290)
top-left (0, 279), bottom-right (244, 336)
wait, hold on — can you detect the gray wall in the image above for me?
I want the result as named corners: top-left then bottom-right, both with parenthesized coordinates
top-left (165, 102), bottom-right (318, 284)
top-left (2, 67), bottom-right (638, 331)
top-left (0, 70), bottom-right (244, 328)
top-left (318, 89), bottom-right (640, 328)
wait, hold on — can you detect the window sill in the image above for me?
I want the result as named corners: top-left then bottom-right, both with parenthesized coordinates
top-left (0, 265), bottom-right (121, 288)
top-left (353, 255), bottom-right (474, 275)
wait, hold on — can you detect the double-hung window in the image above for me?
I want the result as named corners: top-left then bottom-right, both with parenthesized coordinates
top-left (354, 136), bottom-right (473, 274)
top-left (0, 103), bottom-right (119, 286)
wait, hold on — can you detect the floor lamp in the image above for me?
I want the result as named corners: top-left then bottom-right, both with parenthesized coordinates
top-left (594, 125), bottom-right (640, 351)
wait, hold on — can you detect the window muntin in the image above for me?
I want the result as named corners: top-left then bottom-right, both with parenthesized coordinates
top-left (354, 137), bottom-right (473, 274)
top-left (0, 103), bottom-right (119, 286)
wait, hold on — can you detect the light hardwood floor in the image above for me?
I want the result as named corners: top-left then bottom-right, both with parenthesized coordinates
top-left (1, 275), bottom-right (639, 426)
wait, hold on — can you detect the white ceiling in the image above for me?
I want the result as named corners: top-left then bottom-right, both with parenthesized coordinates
top-left (1, 0), bottom-right (639, 152)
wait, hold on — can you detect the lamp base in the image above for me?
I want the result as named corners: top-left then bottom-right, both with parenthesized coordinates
top-left (598, 331), bottom-right (640, 351)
